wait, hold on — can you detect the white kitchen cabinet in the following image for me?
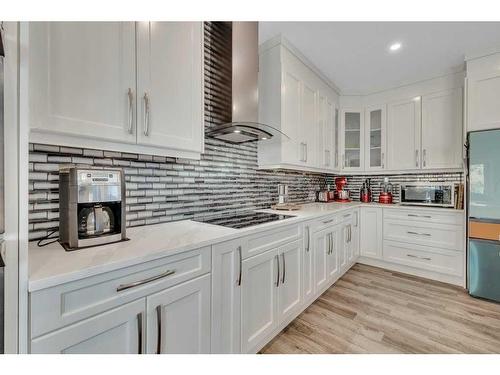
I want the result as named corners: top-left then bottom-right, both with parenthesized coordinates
top-left (365, 105), bottom-right (387, 170)
top-left (29, 21), bottom-right (204, 159)
top-left (318, 92), bottom-right (335, 169)
top-left (350, 209), bottom-right (360, 262)
top-left (258, 37), bottom-right (339, 173)
top-left (29, 22), bottom-right (137, 144)
top-left (387, 97), bottom-right (422, 170)
top-left (211, 240), bottom-right (242, 354)
top-left (466, 52), bottom-right (500, 132)
top-left (277, 240), bottom-right (302, 323)
top-left (302, 223), bottom-right (314, 303)
top-left (334, 106), bottom-right (340, 169)
top-left (421, 89), bottom-right (463, 169)
top-left (360, 207), bottom-right (383, 259)
top-left (312, 228), bottom-right (330, 293)
top-left (136, 22), bottom-right (203, 154)
top-left (146, 274), bottom-right (211, 354)
top-left (241, 248), bottom-right (279, 353)
top-left (341, 109), bottom-right (364, 171)
top-left (30, 299), bottom-right (145, 354)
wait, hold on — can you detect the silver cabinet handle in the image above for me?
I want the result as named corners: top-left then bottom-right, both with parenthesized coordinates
top-left (305, 226), bottom-right (310, 252)
top-left (407, 231), bottom-right (431, 237)
top-left (335, 152), bottom-right (338, 167)
top-left (423, 149), bottom-right (427, 167)
top-left (237, 246), bottom-right (242, 286)
top-left (328, 233), bottom-right (331, 255)
top-left (275, 254), bottom-right (280, 287)
top-left (299, 142), bottom-right (305, 162)
top-left (349, 225), bottom-right (352, 243)
top-left (127, 88), bottom-right (134, 134)
top-left (137, 312), bottom-right (143, 354)
top-left (381, 152), bottom-right (385, 169)
top-left (156, 305), bottom-right (162, 354)
top-left (406, 254), bottom-right (432, 261)
top-left (116, 270), bottom-right (176, 292)
top-left (407, 214), bottom-right (432, 219)
top-left (415, 149), bottom-right (419, 167)
top-left (304, 142), bottom-right (308, 162)
top-left (354, 212), bottom-right (358, 227)
top-left (281, 253), bottom-right (286, 284)
top-left (323, 219), bottom-right (334, 224)
top-left (143, 92), bottom-right (150, 136)
top-left (343, 214), bottom-right (351, 218)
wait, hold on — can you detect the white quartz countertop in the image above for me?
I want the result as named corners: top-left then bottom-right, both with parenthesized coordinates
top-left (28, 202), bottom-right (464, 291)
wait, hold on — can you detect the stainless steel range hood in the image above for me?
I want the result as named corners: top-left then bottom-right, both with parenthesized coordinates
top-left (206, 22), bottom-right (288, 144)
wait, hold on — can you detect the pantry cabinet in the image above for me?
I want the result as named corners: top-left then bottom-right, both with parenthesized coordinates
top-left (28, 21), bottom-right (204, 159)
top-left (421, 89), bottom-right (463, 169)
top-left (30, 299), bottom-right (145, 354)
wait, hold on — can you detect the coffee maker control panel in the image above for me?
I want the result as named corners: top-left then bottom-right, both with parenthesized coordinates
top-left (78, 170), bottom-right (121, 185)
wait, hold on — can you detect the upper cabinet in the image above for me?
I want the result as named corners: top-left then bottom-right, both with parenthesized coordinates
top-left (29, 22), bottom-right (137, 144)
top-left (421, 89), bottom-right (463, 169)
top-left (466, 52), bottom-right (500, 132)
top-left (341, 109), bottom-right (364, 171)
top-left (364, 105), bottom-right (386, 171)
top-left (386, 97), bottom-right (422, 170)
top-left (258, 38), bottom-right (340, 173)
top-left (28, 22), bottom-right (204, 159)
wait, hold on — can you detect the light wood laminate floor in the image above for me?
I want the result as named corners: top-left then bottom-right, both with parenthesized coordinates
top-left (261, 264), bottom-right (500, 354)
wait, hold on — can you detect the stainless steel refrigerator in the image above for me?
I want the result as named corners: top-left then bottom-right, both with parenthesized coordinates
top-left (467, 129), bottom-right (500, 303)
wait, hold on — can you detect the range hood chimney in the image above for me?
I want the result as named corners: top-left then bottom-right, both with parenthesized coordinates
top-left (206, 22), bottom-right (288, 144)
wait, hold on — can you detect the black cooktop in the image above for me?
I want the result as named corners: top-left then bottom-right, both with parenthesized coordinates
top-left (194, 211), bottom-right (294, 229)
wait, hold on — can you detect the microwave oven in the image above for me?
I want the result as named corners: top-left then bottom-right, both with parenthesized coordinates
top-left (399, 182), bottom-right (455, 207)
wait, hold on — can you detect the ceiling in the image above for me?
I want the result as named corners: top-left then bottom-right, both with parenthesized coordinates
top-left (259, 22), bottom-right (500, 95)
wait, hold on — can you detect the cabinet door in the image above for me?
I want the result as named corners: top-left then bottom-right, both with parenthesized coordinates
top-left (146, 274), bottom-right (211, 354)
top-left (312, 229), bottom-right (329, 292)
top-left (341, 109), bottom-right (364, 171)
top-left (365, 105), bottom-right (387, 171)
top-left (29, 22), bottom-right (136, 143)
top-left (467, 59), bottom-right (500, 132)
top-left (241, 248), bottom-right (279, 353)
top-left (211, 240), bottom-right (242, 354)
top-left (339, 223), bottom-right (349, 273)
top-left (318, 93), bottom-right (335, 169)
top-left (302, 224), bottom-right (314, 303)
top-left (351, 210), bottom-right (360, 261)
top-left (387, 97), bottom-right (422, 170)
top-left (422, 89), bottom-right (463, 169)
top-left (334, 106), bottom-right (340, 169)
top-left (136, 22), bottom-right (203, 155)
top-left (327, 227), bottom-right (340, 282)
top-left (282, 68), bottom-right (302, 165)
top-left (360, 207), bottom-right (383, 259)
top-left (30, 300), bottom-right (145, 354)
top-left (277, 240), bottom-right (302, 323)
top-left (301, 79), bottom-right (318, 167)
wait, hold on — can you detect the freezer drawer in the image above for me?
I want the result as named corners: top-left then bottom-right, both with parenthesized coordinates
top-left (468, 239), bottom-right (500, 302)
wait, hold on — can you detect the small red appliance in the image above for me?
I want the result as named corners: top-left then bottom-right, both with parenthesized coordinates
top-left (334, 177), bottom-right (351, 202)
top-left (378, 177), bottom-right (394, 204)
top-left (360, 178), bottom-right (372, 203)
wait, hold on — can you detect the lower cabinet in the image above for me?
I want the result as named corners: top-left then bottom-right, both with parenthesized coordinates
top-left (240, 240), bottom-right (302, 353)
top-left (312, 224), bottom-right (341, 294)
top-left (146, 274), bottom-right (211, 354)
top-left (359, 206), bottom-right (383, 259)
top-left (30, 299), bottom-right (146, 354)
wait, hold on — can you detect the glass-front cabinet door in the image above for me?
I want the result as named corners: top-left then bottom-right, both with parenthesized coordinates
top-left (365, 105), bottom-right (386, 171)
top-left (341, 109), bottom-right (364, 171)
top-left (334, 106), bottom-right (340, 169)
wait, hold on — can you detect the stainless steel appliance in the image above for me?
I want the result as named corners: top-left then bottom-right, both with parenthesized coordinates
top-left (467, 129), bottom-right (500, 302)
top-left (399, 182), bottom-right (454, 207)
top-left (194, 211), bottom-right (293, 229)
top-left (277, 184), bottom-right (289, 205)
top-left (59, 167), bottom-right (127, 250)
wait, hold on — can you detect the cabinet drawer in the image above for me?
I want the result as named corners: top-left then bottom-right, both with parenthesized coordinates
top-left (384, 219), bottom-right (464, 251)
top-left (243, 224), bottom-right (300, 259)
top-left (311, 214), bottom-right (338, 233)
top-left (31, 247), bottom-right (210, 338)
top-left (383, 240), bottom-right (463, 276)
top-left (384, 208), bottom-right (463, 225)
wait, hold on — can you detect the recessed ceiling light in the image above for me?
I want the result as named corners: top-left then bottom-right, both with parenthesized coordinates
top-left (234, 130), bottom-right (241, 133)
top-left (262, 137), bottom-right (268, 140)
top-left (389, 42), bottom-right (402, 52)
